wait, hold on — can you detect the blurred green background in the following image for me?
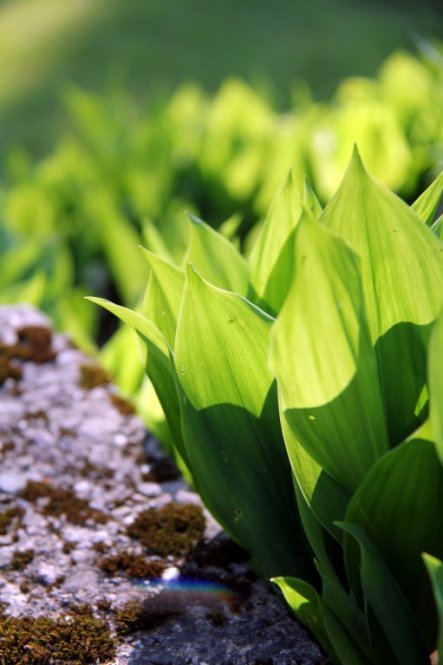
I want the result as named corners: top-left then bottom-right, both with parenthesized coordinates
top-left (0, 0), bottom-right (442, 156)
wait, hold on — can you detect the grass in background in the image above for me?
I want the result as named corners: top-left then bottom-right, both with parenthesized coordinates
top-left (0, 0), bottom-right (441, 156)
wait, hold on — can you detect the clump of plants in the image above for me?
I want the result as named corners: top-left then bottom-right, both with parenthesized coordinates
top-left (92, 149), bottom-right (443, 663)
top-left (1, 47), bottom-right (443, 365)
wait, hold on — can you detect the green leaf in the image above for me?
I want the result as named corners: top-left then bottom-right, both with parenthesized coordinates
top-left (86, 298), bottom-right (189, 467)
top-left (292, 478), bottom-right (343, 573)
top-left (141, 248), bottom-right (185, 348)
top-left (85, 191), bottom-right (148, 304)
top-left (174, 267), bottom-right (313, 578)
top-left (321, 149), bottom-right (443, 443)
top-left (423, 553), bottom-right (443, 661)
top-left (218, 212), bottom-right (243, 241)
top-left (281, 411), bottom-right (351, 541)
top-left (412, 171), bottom-right (443, 226)
top-left (100, 324), bottom-right (144, 394)
top-left (184, 214), bottom-right (249, 294)
top-left (431, 214), bottom-right (443, 239)
top-left (275, 573), bottom-right (370, 665)
top-left (0, 273), bottom-right (46, 306)
top-left (340, 523), bottom-right (430, 665)
top-left (318, 562), bottom-right (371, 663)
top-left (321, 600), bottom-right (372, 665)
top-left (141, 219), bottom-right (175, 264)
top-left (302, 177), bottom-right (323, 219)
top-left (344, 438), bottom-right (443, 647)
top-left (248, 170), bottom-right (304, 315)
top-left (272, 577), bottom-right (338, 662)
top-left (0, 240), bottom-right (42, 288)
top-left (429, 311), bottom-right (443, 465)
top-left (271, 216), bottom-right (388, 492)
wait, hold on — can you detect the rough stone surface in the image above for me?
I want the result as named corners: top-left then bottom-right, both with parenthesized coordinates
top-left (0, 305), bottom-right (327, 665)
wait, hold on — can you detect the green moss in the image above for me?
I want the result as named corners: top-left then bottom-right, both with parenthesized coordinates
top-left (0, 610), bottom-right (115, 664)
top-left (79, 363), bottom-right (112, 390)
top-left (98, 551), bottom-right (166, 579)
top-left (127, 502), bottom-right (205, 557)
top-left (19, 480), bottom-right (108, 525)
top-left (96, 598), bottom-right (112, 613)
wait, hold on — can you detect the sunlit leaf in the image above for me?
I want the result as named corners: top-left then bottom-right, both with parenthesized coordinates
top-left (141, 248), bottom-right (185, 348)
top-left (429, 311), bottom-right (443, 465)
top-left (281, 411), bottom-right (351, 541)
top-left (320, 148), bottom-right (443, 443)
top-left (272, 577), bottom-right (338, 662)
top-left (87, 297), bottom-right (189, 468)
top-left (85, 191), bottom-right (148, 304)
top-left (141, 219), bottom-right (175, 264)
top-left (174, 266), bottom-right (312, 578)
top-left (184, 214), bottom-right (249, 294)
top-left (248, 170), bottom-right (303, 315)
top-left (271, 216), bottom-right (388, 491)
top-left (412, 171), bottom-right (443, 226)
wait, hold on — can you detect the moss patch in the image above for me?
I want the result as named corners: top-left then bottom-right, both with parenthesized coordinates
top-left (19, 480), bottom-right (108, 525)
top-left (0, 506), bottom-right (24, 535)
top-left (0, 325), bottom-right (55, 384)
top-left (108, 392), bottom-right (136, 416)
top-left (79, 363), bottom-right (111, 390)
top-left (127, 502), bottom-right (205, 557)
top-left (15, 326), bottom-right (56, 364)
top-left (98, 551), bottom-right (166, 580)
top-left (0, 610), bottom-right (115, 664)
top-left (0, 343), bottom-right (22, 383)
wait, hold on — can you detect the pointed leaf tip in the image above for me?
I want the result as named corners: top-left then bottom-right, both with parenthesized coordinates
top-left (350, 144), bottom-right (366, 173)
top-left (185, 262), bottom-right (202, 285)
top-left (188, 212), bottom-right (204, 226)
